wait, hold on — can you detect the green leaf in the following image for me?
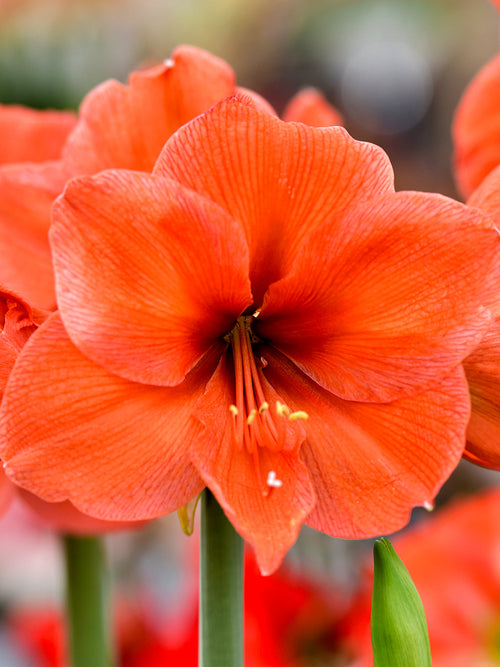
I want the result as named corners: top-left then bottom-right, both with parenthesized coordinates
top-left (371, 537), bottom-right (432, 667)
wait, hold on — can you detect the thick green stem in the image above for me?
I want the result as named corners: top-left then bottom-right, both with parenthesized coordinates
top-left (199, 490), bottom-right (244, 667)
top-left (63, 535), bottom-right (115, 667)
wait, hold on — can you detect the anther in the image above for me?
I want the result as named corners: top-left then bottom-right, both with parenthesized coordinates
top-left (229, 405), bottom-right (239, 416)
top-left (266, 470), bottom-right (283, 488)
top-left (289, 410), bottom-right (309, 421)
top-left (276, 401), bottom-right (290, 417)
top-left (247, 409), bottom-right (257, 425)
top-left (258, 401), bottom-right (269, 414)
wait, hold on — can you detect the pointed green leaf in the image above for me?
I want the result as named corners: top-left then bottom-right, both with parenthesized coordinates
top-left (371, 537), bottom-right (432, 667)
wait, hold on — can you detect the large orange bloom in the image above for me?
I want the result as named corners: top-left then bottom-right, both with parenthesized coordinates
top-left (1, 98), bottom-right (499, 574)
top-left (0, 46), bottom-right (338, 311)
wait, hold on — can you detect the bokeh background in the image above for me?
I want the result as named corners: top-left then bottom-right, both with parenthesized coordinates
top-left (1, 1), bottom-right (500, 665)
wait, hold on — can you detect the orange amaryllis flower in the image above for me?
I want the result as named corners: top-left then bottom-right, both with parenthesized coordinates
top-left (346, 488), bottom-right (500, 667)
top-left (0, 46), bottom-right (340, 311)
top-left (1, 98), bottom-right (499, 574)
top-left (453, 52), bottom-right (500, 198)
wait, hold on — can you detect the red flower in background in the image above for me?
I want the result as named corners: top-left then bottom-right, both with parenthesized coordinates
top-left (9, 553), bottom-right (348, 667)
top-left (1, 95), bottom-right (498, 573)
top-left (346, 488), bottom-right (500, 667)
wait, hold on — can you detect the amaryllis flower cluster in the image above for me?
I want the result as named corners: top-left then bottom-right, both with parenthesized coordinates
top-left (1, 46), bottom-right (500, 574)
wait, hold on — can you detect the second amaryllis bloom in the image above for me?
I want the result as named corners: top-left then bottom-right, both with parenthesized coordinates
top-left (1, 97), bottom-right (499, 574)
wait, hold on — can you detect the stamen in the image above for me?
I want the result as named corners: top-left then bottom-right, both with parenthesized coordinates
top-left (227, 316), bottom-right (308, 489)
top-left (289, 410), bottom-right (309, 421)
top-left (276, 401), bottom-right (290, 417)
top-left (247, 409), bottom-right (257, 425)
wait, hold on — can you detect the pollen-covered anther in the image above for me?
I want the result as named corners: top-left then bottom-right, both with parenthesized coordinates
top-left (258, 401), bottom-right (269, 414)
top-left (276, 401), bottom-right (290, 417)
top-left (247, 409), bottom-right (257, 425)
top-left (229, 404), bottom-right (238, 416)
top-left (289, 410), bottom-right (309, 421)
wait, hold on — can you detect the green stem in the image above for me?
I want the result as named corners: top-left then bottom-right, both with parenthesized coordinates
top-left (199, 490), bottom-right (244, 667)
top-left (63, 535), bottom-right (115, 667)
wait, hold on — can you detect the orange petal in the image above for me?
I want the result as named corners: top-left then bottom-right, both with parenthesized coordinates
top-left (0, 161), bottom-right (69, 309)
top-left (263, 349), bottom-right (469, 539)
top-left (64, 46), bottom-right (236, 175)
top-left (282, 88), bottom-right (343, 127)
top-left (0, 288), bottom-right (47, 396)
top-left (453, 53), bottom-right (500, 197)
top-left (257, 191), bottom-right (500, 402)
top-left (0, 104), bottom-right (76, 164)
top-left (463, 315), bottom-right (500, 469)
top-left (51, 170), bottom-right (252, 386)
top-left (192, 352), bottom-right (315, 575)
top-left (0, 469), bottom-right (15, 517)
top-left (235, 87), bottom-right (277, 116)
top-left (0, 313), bottom-right (208, 520)
top-left (17, 489), bottom-right (146, 535)
top-left (155, 97), bottom-right (394, 304)
top-left (467, 163), bottom-right (500, 228)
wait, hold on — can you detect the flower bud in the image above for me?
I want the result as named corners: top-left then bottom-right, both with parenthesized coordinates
top-left (371, 537), bottom-right (431, 666)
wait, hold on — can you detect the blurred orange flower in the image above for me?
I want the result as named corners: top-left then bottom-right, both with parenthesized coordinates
top-left (453, 52), bottom-right (500, 198)
top-left (1, 95), bottom-right (498, 573)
